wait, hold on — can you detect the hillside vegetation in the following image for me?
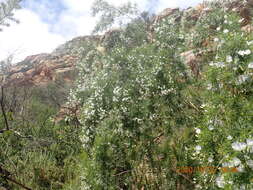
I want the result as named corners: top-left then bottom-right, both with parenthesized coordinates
top-left (1, 0), bottom-right (253, 189)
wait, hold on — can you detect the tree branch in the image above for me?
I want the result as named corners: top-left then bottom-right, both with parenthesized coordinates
top-left (0, 86), bottom-right (10, 130)
top-left (0, 165), bottom-right (32, 190)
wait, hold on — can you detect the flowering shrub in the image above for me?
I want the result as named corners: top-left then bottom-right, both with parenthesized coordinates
top-left (192, 11), bottom-right (253, 190)
top-left (67, 1), bottom-right (253, 189)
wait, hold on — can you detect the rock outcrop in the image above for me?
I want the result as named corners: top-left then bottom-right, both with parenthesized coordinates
top-left (2, 35), bottom-right (101, 87)
top-left (4, 53), bottom-right (78, 87)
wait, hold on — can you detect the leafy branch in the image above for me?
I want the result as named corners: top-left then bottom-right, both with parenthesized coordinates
top-left (0, 0), bottom-right (22, 31)
top-left (91, 0), bottom-right (138, 33)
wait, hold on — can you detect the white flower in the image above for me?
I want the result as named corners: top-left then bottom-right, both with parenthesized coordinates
top-left (216, 176), bottom-right (225, 188)
top-left (210, 62), bottom-right (225, 68)
top-left (200, 104), bottom-right (206, 108)
top-left (239, 18), bottom-right (244, 23)
top-left (246, 138), bottom-right (253, 146)
top-left (250, 146), bottom-right (253, 153)
top-left (223, 29), bottom-right (229, 33)
top-left (224, 15), bottom-right (228, 19)
top-left (222, 162), bottom-right (233, 167)
top-left (196, 145), bottom-right (202, 150)
top-left (195, 128), bottom-right (201, 134)
top-left (226, 55), bottom-right (233, 63)
top-left (237, 165), bottom-right (244, 172)
top-left (247, 40), bottom-right (253, 45)
top-left (206, 83), bottom-right (212, 90)
top-left (248, 62), bottom-right (253, 69)
top-left (227, 135), bottom-right (233, 140)
top-left (246, 160), bottom-right (253, 169)
top-left (245, 49), bottom-right (251, 55)
top-left (216, 62), bottom-right (225, 68)
top-left (238, 49), bottom-right (251, 56)
top-left (232, 142), bottom-right (247, 151)
top-left (231, 157), bottom-right (241, 166)
top-left (236, 74), bottom-right (250, 85)
top-left (208, 156), bottom-right (214, 163)
top-left (208, 125), bottom-right (214, 131)
top-left (237, 50), bottom-right (244, 56)
top-left (214, 38), bottom-right (219, 42)
top-left (195, 145), bottom-right (202, 153)
top-left (217, 27), bottom-right (221, 31)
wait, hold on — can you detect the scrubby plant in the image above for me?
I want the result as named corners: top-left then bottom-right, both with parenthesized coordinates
top-left (192, 10), bottom-right (253, 189)
top-left (67, 1), bottom-right (253, 189)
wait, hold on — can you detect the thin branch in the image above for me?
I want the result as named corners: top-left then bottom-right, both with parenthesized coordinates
top-left (0, 166), bottom-right (32, 190)
top-left (153, 132), bottom-right (164, 143)
top-left (171, 168), bottom-right (195, 185)
top-left (113, 170), bottom-right (132, 176)
top-left (0, 86), bottom-right (10, 130)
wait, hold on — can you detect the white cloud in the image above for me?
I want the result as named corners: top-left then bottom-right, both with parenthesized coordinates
top-left (0, 9), bottom-right (65, 62)
top-left (55, 0), bottom-right (148, 38)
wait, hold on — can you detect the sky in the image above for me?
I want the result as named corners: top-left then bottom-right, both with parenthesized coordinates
top-left (0, 0), bottom-right (205, 62)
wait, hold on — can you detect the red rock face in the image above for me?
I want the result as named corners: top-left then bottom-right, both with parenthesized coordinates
top-left (4, 53), bottom-right (79, 87)
top-left (2, 34), bottom-right (101, 88)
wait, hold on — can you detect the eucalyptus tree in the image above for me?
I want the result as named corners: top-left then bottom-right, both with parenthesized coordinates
top-left (91, 0), bottom-right (139, 33)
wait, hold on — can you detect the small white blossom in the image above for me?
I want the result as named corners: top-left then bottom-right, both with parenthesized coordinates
top-left (208, 125), bottom-right (214, 131)
top-left (247, 40), bottom-right (253, 45)
top-left (238, 49), bottom-right (251, 56)
top-left (246, 160), bottom-right (253, 169)
top-left (195, 128), bottom-right (201, 134)
top-left (216, 176), bottom-right (225, 188)
top-left (237, 165), bottom-right (244, 172)
top-left (231, 157), bottom-right (241, 166)
top-left (246, 138), bottom-right (253, 146)
top-left (250, 146), bottom-right (253, 153)
top-left (245, 49), bottom-right (251, 55)
top-left (216, 27), bottom-right (221, 31)
top-left (223, 29), bottom-right (229, 34)
top-left (214, 38), bottom-right (219, 42)
top-left (195, 145), bottom-right (202, 152)
top-left (209, 62), bottom-right (225, 68)
top-left (236, 74), bottom-right (250, 85)
top-left (232, 142), bottom-right (247, 151)
top-left (208, 156), bottom-right (214, 163)
top-left (206, 83), bottom-right (212, 90)
top-left (222, 162), bottom-right (233, 167)
top-left (239, 18), bottom-right (244, 23)
top-left (226, 55), bottom-right (233, 63)
top-left (248, 62), bottom-right (253, 69)
top-left (227, 135), bottom-right (233, 140)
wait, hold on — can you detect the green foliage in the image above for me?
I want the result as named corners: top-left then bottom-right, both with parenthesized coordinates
top-left (70, 11), bottom-right (198, 188)
top-left (0, 93), bottom-right (83, 189)
top-left (91, 0), bottom-right (138, 33)
top-left (192, 11), bottom-right (253, 190)
top-left (67, 1), bottom-right (253, 189)
top-left (0, 0), bottom-right (21, 31)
